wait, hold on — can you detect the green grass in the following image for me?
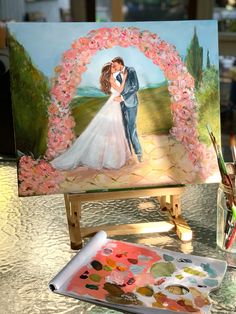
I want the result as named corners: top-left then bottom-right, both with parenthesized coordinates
top-left (70, 85), bottom-right (173, 137)
top-left (70, 82), bottom-right (220, 148)
top-left (71, 97), bottom-right (109, 136)
top-left (137, 85), bottom-right (172, 134)
top-left (197, 98), bottom-right (220, 146)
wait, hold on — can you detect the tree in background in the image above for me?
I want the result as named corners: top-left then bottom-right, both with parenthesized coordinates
top-left (185, 27), bottom-right (203, 89)
top-left (196, 63), bottom-right (220, 145)
top-left (206, 50), bottom-right (211, 69)
top-left (9, 35), bottom-right (50, 159)
top-left (185, 29), bottom-right (220, 145)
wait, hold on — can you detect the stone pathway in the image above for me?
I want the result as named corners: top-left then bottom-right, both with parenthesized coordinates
top-left (58, 134), bottom-right (220, 193)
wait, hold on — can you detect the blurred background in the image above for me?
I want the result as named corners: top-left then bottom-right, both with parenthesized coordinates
top-left (0, 0), bottom-right (236, 160)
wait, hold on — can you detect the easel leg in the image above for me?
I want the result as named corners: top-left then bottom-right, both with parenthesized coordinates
top-left (168, 194), bottom-right (192, 242)
top-left (170, 194), bottom-right (181, 218)
top-left (64, 194), bottom-right (83, 249)
top-left (158, 195), bottom-right (167, 210)
top-left (172, 215), bottom-right (193, 242)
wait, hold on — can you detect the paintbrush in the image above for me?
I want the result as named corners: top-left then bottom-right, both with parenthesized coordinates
top-left (225, 133), bottom-right (236, 250)
top-left (206, 124), bottom-right (232, 187)
top-left (206, 124), bottom-right (236, 248)
top-left (230, 133), bottom-right (236, 165)
top-left (229, 133), bottom-right (236, 200)
top-left (229, 133), bottom-right (236, 192)
top-left (225, 220), bottom-right (236, 250)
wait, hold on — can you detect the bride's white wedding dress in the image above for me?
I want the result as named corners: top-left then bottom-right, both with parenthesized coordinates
top-left (50, 84), bottom-right (131, 170)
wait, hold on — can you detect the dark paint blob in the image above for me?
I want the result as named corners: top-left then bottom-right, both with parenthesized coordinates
top-left (105, 292), bottom-right (143, 306)
top-left (178, 258), bottom-right (192, 263)
top-left (127, 258), bottom-right (138, 264)
top-left (80, 270), bottom-right (89, 279)
top-left (91, 260), bottom-right (103, 271)
top-left (127, 278), bottom-right (135, 285)
top-left (85, 284), bottom-right (99, 290)
top-left (103, 282), bottom-right (124, 297)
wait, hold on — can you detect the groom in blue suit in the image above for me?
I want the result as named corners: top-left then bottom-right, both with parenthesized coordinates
top-left (112, 57), bottom-right (142, 162)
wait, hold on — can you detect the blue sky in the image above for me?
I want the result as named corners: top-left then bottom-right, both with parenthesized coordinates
top-left (8, 21), bottom-right (219, 89)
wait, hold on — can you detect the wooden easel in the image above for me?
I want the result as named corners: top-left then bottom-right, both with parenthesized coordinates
top-left (64, 186), bottom-right (192, 250)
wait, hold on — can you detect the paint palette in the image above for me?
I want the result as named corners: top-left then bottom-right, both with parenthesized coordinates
top-left (49, 231), bottom-right (227, 314)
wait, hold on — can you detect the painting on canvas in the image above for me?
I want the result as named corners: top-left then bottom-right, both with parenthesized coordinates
top-left (8, 21), bottom-right (221, 196)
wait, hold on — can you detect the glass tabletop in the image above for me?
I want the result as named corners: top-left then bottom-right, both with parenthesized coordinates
top-left (0, 162), bottom-right (235, 314)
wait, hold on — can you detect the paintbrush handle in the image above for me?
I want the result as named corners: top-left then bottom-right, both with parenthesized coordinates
top-left (224, 210), bottom-right (232, 234)
top-left (225, 226), bottom-right (236, 250)
top-left (231, 146), bottom-right (236, 164)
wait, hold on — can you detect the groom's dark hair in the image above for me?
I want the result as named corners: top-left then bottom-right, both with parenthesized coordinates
top-left (112, 57), bottom-right (124, 66)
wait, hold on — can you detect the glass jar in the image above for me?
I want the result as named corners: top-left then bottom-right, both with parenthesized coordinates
top-left (217, 183), bottom-right (236, 253)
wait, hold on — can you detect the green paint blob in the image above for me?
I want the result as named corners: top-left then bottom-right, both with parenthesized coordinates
top-left (163, 254), bottom-right (174, 262)
top-left (103, 265), bottom-right (113, 271)
top-left (183, 267), bottom-right (206, 277)
top-left (175, 274), bottom-right (184, 280)
top-left (150, 262), bottom-right (176, 278)
top-left (89, 274), bottom-right (101, 282)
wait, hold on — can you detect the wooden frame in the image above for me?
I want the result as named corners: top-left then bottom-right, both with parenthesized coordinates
top-left (64, 186), bottom-right (192, 250)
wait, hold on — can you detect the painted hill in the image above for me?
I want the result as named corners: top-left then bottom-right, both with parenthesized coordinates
top-left (76, 81), bottom-right (168, 98)
top-left (70, 84), bottom-right (172, 137)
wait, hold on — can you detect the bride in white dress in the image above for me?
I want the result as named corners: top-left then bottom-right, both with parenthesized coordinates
top-left (50, 62), bottom-right (131, 170)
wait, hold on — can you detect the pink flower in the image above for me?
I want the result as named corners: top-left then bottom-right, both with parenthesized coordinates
top-left (63, 49), bottom-right (78, 60)
top-left (64, 116), bottom-right (76, 129)
top-left (78, 51), bottom-right (92, 64)
top-left (128, 29), bottom-right (140, 46)
top-left (78, 37), bottom-right (90, 46)
top-left (144, 48), bottom-right (157, 59)
top-left (76, 64), bottom-right (87, 74)
top-left (18, 156), bottom-right (64, 196)
top-left (88, 39), bottom-right (99, 50)
top-left (48, 103), bottom-right (59, 115)
top-left (38, 159), bottom-right (52, 172)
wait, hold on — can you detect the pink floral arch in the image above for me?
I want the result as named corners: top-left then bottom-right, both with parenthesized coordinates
top-left (46, 26), bottom-right (213, 177)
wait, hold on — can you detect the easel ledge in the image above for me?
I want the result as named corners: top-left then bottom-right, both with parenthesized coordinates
top-left (64, 186), bottom-right (192, 250)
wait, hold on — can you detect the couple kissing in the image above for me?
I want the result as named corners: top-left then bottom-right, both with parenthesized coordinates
top-left (51, 56), bottom-right (142, 171)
